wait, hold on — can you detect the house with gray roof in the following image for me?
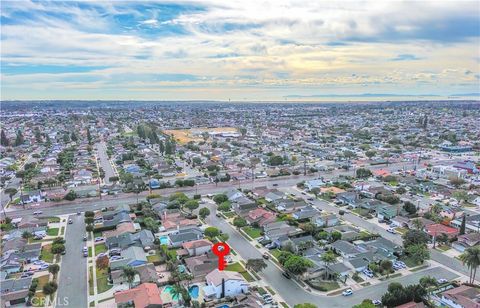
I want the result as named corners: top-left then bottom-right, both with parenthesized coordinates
top-left (330, 240), bottom-right (360, 259)
top-left (292, 206), bottom-right (318, 221)
top-left (0, 277), bottom-right (32, 306)
top-left (106, 230), bottom-right (154, 250)
top-left (168, 228), bottom-right (203, 248)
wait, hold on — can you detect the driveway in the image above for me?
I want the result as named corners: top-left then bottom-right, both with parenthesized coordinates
top-left (204, 202), bottom-right (460, 306)
top-left (56, 214), bottom-right (88, 308)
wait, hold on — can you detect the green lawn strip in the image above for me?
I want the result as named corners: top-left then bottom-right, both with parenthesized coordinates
top-left (265, 286), bottom-right (276, 295)
top-left (379, 273), bottom-right (402, 281)
top-left (89, 301), bottom-right (95, 307)
top-left (436, 245), bottom-right (450, 252)
top-left (271, 249), bottom-right (282, 260)
top-left (257, 287), bottom-right (267, 295)
top-left (46, 217), bottom-right (60, 223)
top-left (88, 247), bottom-right (93, 257)
top-left (280, 303), bottom-right (289, 308)
top-left (242, 226), bottom-right (262, 239)
top-left (361, 282), bottom-right (371, 287)
top-left (88, 266), bottom-right (94, 295)
top-left (327, 286), bottom-right (345, 296)
top-left (94, 243), bottom-right (107, 256)
top-left (60, 226), bottom-right (65, 236)
top-left (353, 275), bottom-right (364, 283)
top-left (400, 256), bottom-right (422, 268)
top-left (32, 292), bottom-right (46, 307)
top-left (147, 254), bottom-right (162, 263)
top-left (410, 264), bottom-right (429, 272)
top-left (40, 244), bottom-right (54, 263)
top-left (96, 276), bottom-right (113, 294)
top-left (309, 281), bottom-right (340, 292)
top-left (223, 212), bottom-right (235, 218)
top-left (226, 262), bottom-right (255, 282)
top-left (238, 228), bottom-right (253, 241)
top-left (47, 228), bottom-right (59, 236)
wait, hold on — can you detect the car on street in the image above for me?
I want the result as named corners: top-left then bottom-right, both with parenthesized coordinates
top-left (372, 300), bottom-right (382, 306)
top-left (33, 211), bottom-right (42, 215)
top-left (68, 219), bottom-right (73, 224)
top-left (216, 213), bottom-right (221, 217)
top-left (262, 253), bottom-right (270, 260)
top-left (61, 250), bottom-right (66, 255)
top-left (94, 237), bottom-right (105, 242)
top-left (77, 212), bottom-right (81, 215)
top-left (386, 228), bottom-right (396, 234)
top-left (437, 278), bottom-right (448, 284)
top-left (342, 289), bottom-right (353, 296)
top-left (282, 272), bottom-right (291, 279)
top-left (83, 235), bottom-right (88, 241)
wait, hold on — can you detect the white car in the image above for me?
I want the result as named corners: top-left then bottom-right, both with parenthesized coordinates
top-left (437, 278), bottom-right (448, 284)
top-left (33, 211), bottom-right (42, 215)
top-left (386, 228), bottom-right (396, 234)
top-left (94, 237), bottom-right (105, 242)
top-left (342, 289), bottom-right (353, 296)
top-left (372, 299), bottom-right (382, 306)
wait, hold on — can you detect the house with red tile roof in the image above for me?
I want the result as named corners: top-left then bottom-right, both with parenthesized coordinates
top-left (114, 283), bottom-right (162, 308)
top-left (426, 223), bottom-right (459, 239)
top-left (245, 208), bottom-right (276, 227)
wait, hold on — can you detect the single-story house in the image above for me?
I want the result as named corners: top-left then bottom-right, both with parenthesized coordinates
top-left (203, 269), bottom-right (249, 299)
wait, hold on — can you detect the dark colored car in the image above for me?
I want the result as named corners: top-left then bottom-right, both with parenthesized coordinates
top-left (282, 272), bottom-right (291, 279)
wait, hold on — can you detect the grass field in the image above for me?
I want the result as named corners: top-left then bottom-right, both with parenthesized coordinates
top-left (226, 262), bottom-right (255, 282)
top-left (40, 244), bottom-right (54, 263)
top-left (94, 243), bottom-right (107, 256)
top-left (88, 247), bottom-right (92, 258)
top-left (88, 266), bottom-right (94, 295)
top-left (242, 226), bottom-right (262, 239)
top-left (47, 228), bottom-right (59, 236)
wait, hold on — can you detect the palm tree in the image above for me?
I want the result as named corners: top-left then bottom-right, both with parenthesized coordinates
top-left (459, 246), bottom-right (480, 284)
top-left (170, 284), bottom-right (183, 301)
top-left (121, 266), bottom-right (137, 289)
top-left (321, 251), bottom-right (337, 280)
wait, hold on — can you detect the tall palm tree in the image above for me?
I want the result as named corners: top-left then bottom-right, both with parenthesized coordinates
top-left (459, 246), bottom-right (480, 284)
top-left (170, 284), bottom-right (183, 301)
top-left (121, 266), bottom-right (137, 289)
top-left (321, 251), bottom-right (337, 280)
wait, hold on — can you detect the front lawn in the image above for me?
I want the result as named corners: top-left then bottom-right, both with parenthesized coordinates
top-left (47, 217), bottom-right (60, 223)
top-left (306, 279), bottom-right (340, 292)
top-left (271, 249), bottom-right (282, 260)
top-left (36, 274), bottom-right (50, 290)
top-left (395, 227), bottom-right (408, 235)
top-left (223, 212), bottom-right (236, 218)
top-left (96, 276), bottom-right (113, 293)
top-left (94, 243), bottom-right (107, 256)
top-left (88, 247), bottom-right (92, 258)
top-left (40, 244), bottom-right (54, 263)
top-left (242, 226), bottom-right (262, 239)
top-left (147, 254), bottom-right (162, 264)
top-left (226, 262), bottom-right (255, 282)
top-left (436, 245), bottom-right (450, 252)
top-left (47, 228), bottom-right (59, 236)
top-left (88, 266), bottom-right (94, 295)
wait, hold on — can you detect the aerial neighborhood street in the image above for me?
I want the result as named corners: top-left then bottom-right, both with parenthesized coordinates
top-left (1, 101), bottom-right (479, 308)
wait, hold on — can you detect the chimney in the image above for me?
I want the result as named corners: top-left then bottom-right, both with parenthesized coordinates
top-left (221, 278), bottom-right (225, 298)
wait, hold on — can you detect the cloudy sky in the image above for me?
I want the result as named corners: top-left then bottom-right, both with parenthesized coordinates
top-left (1, 0), bottom-right (479, 101)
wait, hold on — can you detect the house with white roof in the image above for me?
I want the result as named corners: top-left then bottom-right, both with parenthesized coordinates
top-left (203, 269), bottom-right (249, 299)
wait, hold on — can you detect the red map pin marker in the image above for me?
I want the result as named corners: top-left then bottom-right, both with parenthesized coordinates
top-left (212, 242), bottom-right (230, 271)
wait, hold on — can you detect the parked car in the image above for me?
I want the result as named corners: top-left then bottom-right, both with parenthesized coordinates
top-left (97, 252), bottom-right (107, 258)
top-left (372, 299), bottom-right (382, 306)
top-left (94, 237), bottom-right (105, 242)
top-left (33, 211), bottom-right (42, 215)
top-left (363, 269), bottom-right (374, 278)
top-left (437, 278), bottom-right (448, 284)
top-left (68, 219), bottom-right (73, 224)
top-left (83, 235), bottom-right (88, 241)
top-left (61, 250), bottom-right (66, 255)
top-left (110, 256), bottom-right (123, 261)
top-left (342, 289), bottom-right (353, 296)
top-left (262, 253), bottom-right (270, 260)
top-left (77, 212), bottom-right (81, 215)
top-left (83, 251), bottom-right (88, 257)
top-left (282, 272), bottom-right (291, 279)
top-left (216, 213), bottom-right (221, 217)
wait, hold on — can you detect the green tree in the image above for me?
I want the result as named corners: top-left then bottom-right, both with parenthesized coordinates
top-left (213, 194), bottom-right (228, 204)
top-left (284, 255), bottom-right (313, 275)
top-left (51, 243), bottom-right (65, 255)
top-left (365, 150), bottom-right (376, 159)
top-left (356, 168), bottom-right (372, 178)
top-left (320, 250), bottom-right (337, 279)
top-left (204, 227), bottom-right (220, 239)
top-left (268, 155), bottom-right (284, 166)
top-left (459, 215), bottom-right (466, 235)
top-left (294, 304), bottom-right (317, 308)
top-left (402, 229), bottom-right (429, 247)
top-left (199, 207), bottom-right (210, 219)
top-left (233, 217), bottom-right (247, 228)
top-left (143, 217), bottom-right (159, 233)
top-left (64, 190), bottom-right (77, 201)
top-left (184, 199), bottom-right (199, 213)
top-left (4, 188), bottom-right (18, 202)
top-left (419, 276), bottom-right (438, 288)
top-left (405, 243), bottom-right (430, 265)
top-left (1, 129), bottom-right (9, 146)
top-left (42, 281), bottom-right (58, 298)
top-left (14, 130), bottom-right (24, 146)
top-left (245, 258), bottom-right (267, 273)
top-left (330, 231), bottom-right (342, 242)
top-left (217, 201), bottom-right (231, 212)
top-left (403, 201), bottom-right (417, 215)
top-left (459, 246), bottom-right (480, 284)
top-left (22, 231), bottom-right (32, 239)
top-left (121, 266), bottom-right (137, 289)
top-left (352, 300), bottom-right (376, 308)
top-left (380, 260), bottom-right (393, 278)
top-left (48, 264), bottom-right (60, 279)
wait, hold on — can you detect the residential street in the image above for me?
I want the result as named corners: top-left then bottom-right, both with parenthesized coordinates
top-left (96, 141), bottom-right (116, 184)
top-left (56, 214), bottom-right (88, 308)
top-left (204, 202), bottom-right (459, 306)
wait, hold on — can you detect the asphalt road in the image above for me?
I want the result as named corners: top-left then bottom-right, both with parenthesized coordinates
top-left (96, 142), bottom-right (116, 184)
top-left (204, 202), bottom-right (459, 306)
top-left (56, 214), bottom-right (88, 308)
